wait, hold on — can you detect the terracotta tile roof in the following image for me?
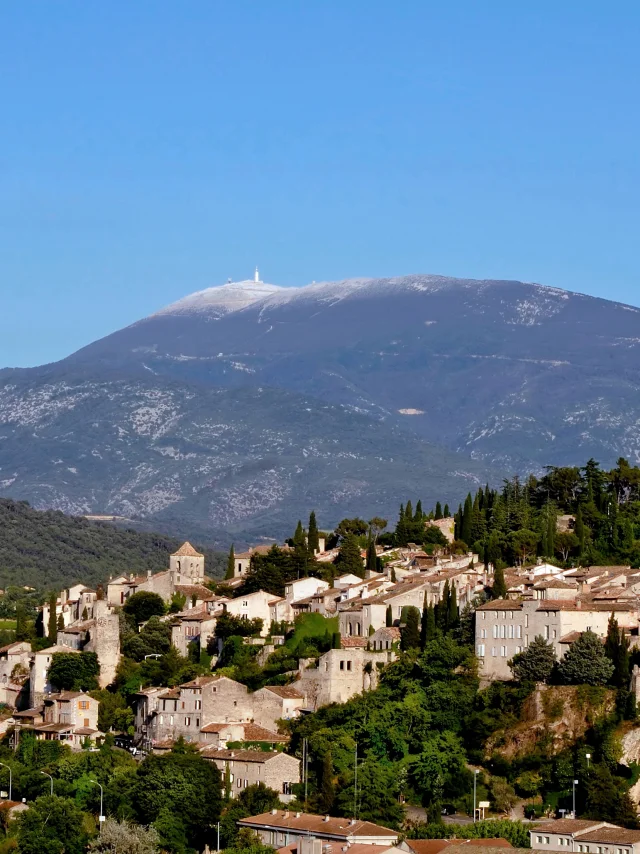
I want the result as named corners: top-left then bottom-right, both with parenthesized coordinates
top-left (202, 748), bottom-right (285, 763)
top-left (241, 723), bottom-right (289, 742)
top-left (476, 599), bottom-right (523, 611)
top-left (373, 627), bottom-right (401, 639)
top-left (172, 541), bottom-right (204, 557)
top-left (534, 819), bottom-right (604, 834)
top-left (238, 811), bottom-right (398, 840)
top-left (340, 637), bottom-right (369, 649)
top-left (158, 688), bottom-right (180, 699)
top-left (403, 841), bottom-right (451, 854)
top-left (0, 642), bottom-right (27, 655)
top-left (263, 685), bottom-right (304, 699)
top-left (174, 584), bottom-right (212, 599)
top-left (179, 675), bottom-right (219, 688)
top-left (73, 727), bottom-right (100, 735)
top-left (200, 722), bottom-right (237, 733)
top-left (578, 829), bottom-right (640, 844)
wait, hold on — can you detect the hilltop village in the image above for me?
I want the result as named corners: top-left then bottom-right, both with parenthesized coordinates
top-left (2, 462), bottom-right (640, 851)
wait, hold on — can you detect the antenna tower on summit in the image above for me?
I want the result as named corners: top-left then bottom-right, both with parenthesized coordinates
top-left (254, 267), bottom-right (260, 283)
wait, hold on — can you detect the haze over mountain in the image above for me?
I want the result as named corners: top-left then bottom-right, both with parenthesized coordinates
top-left (1, 272), bottom-right (639, 543)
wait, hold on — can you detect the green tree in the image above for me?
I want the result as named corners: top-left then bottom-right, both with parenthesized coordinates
top-left (365, 538), bottom-right (377, 574)
top-left (15, 602), bottom-right (30, 641)
top-left (48, 591), bottom-right (58, 639)
top-left (319, 750), bottom-right (335, 813)
top-left (447, 584), bottom-right (459, 631)
top-left (385, 605), bottom-right (393, 627)
top-left (410, 731), bottom-right (470, 808)
top-left (461, 494), bottom-right (473, 545)
top-left (401, 607), bottom-right (421, 651)
top-left (225, 545), bottom-right (235, 580)
top-left (88, 818), bottom-right (160, 853)
top-left (133, 750), bottom-right (222, 850)
top-left (492, 566), bottom-right (507, 599)
top-left (48, 651), bottom-right (100, 691)
top-left (510, 529), bottom-right (539, 565)
top-left (421, 603), bottom-right (436, 648)
top-left (443, 504), bottom-right (450, 518)
top-left (16, 794), bottom-right (88, 854)
top-left (308, 511), bottom-right (320, 555)
top-left (556, 531), bottom-right (579, 562)
top-left (56, 612), bottom-right (65, 631)
top-left (558, 630), bottom-right (615, 686)
top-left (509, 636), bottom-right (556, 683)
top-left (604, 613), bottom-right (630, 688)
top-left (334, 534), bottom-right (364, 578)
top-left (434, 501), bottom-right (443, 520)
top-left (123, 591), bottom-right (165, 627)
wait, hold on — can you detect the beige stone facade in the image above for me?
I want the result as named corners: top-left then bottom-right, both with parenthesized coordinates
top-left (297, 647), bottom-right (394, 710)
top-left (203, 749), bottom-right (300, 801)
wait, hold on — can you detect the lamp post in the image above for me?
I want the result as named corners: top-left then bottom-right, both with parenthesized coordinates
top-left (573, 779), bottom-right (579, 818)
top-left (0, 762), bottom-right (12, 802)
top-left (586, 753), bottom-right (591, 769)
top-left (473, 769), bottom-right (480, 822)
top-left (217, 821), bottom-right (220, 852)
top-left (40, 771), bottom-right (53, 797)
top-left (90, 780), bottom-right (105, 832)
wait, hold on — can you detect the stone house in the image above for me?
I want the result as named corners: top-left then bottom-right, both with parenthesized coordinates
top-left (0, 642), bottom-right (31, 708)
top-left (369, 626), bottom-right (401, 651)
top-left (37, 691), bottom-right (101, 748)
top-left (42, 584), bottom-right (97, 635)
top-left (199, 722), bottom-right (288, 749)
top-left (29, 645), bottom-right (80, 707)
top-left (530, 819), bottom-right (640, 854)
top-left (224, 591), bottom-right (284, 636)
top-left (297, 646), bottom-right (395, 710)
top-left (55, 599), bottom-right (121, 688)
top-left (238, 811), bottom-right (398, 847)
top-left (170, 605), bottom-right (217, 656)
top-left (203, 749), bottom-right (300, 801)
top-left (476, 598), bottom-right (639, 681)
top-left (107, 542), bottom-right (209, 607)
top-left (250, 685), bottom-right (306, 732)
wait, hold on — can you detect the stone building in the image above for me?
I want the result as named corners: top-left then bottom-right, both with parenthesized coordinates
top-left (297, 646), bottom-right (395, 710)
top-left (0, 642), bottom-right (31, 708)
top-left (171, 605), bottom-right (217, 657)
top-left (250, 685), bottom-right (306, 732)
top-left (56, 599), bottom-right (121, 688)
top-left (203, 749), bottom-right (300, 801)
top-left (42, 585), bottom-right (97, 635)
top-left (15, 691), bottom-right (101, 749)
top-left (238, 811), bottom-right (399, 848)
top-left (29, 645), bottom-right (80, 708)
top-left (530, 819), bottom-right (640, 854)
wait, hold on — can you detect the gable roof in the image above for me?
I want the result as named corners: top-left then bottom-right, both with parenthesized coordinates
top-left (238, 811), bottom-right (397, 840)
top-left (263, 685), bottom-right (305, 699)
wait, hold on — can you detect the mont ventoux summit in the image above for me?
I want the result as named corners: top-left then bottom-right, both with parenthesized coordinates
top-left (1, 269), bottom-right (640, 544)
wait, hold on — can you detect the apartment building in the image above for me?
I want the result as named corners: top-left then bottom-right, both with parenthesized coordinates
top-left (239, 811), bottom-right (398, 848)
top-left (203, 749), bottom-right (300, 801)
top-left (530, 820), bottom-right (640, 854)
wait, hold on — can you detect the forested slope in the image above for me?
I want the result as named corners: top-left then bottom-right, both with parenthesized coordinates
top-left (0, 498), bottom-right (224, 590)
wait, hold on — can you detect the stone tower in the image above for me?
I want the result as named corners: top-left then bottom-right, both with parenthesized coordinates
top-left (169, 542), bottom-right (205, 584)
top-left (85, 600), bottom-right (121, 688)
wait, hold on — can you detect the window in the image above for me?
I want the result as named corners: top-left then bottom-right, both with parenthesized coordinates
top-left (79, 701), bottom-right (90, 710)
top-left (536, 837), bottom-right (542, 845)
top-left (501, 646), bottom-right (507, 657)
top-left (477, 644), bottom-right (485, 657)
top-left (517, 625), bottom-right (522, 638)
top-left (170, 716), bottom-right (174, 725)
top-left (347, 661), bottom-right (352, 671)
top-left (500, 625), bottom-right (506, 638)
top-left (552, 629), bottom-right (557, 639)
top-left (237, 779), bottom-right (242, 788)
top-left (195, 700), bottom-right (201, 710)
top-left (491, 647), bottom-right (497, 657)
top-left (508, 625), bottom-right (514, 638)
top-left (340, 661), bottom-right (345, 670)
top-left (481, 611), bottom-right (486, 620)
top-left (544, 838), bottom-right (549, 845)
top-left (196, 718), bottom-right (200, 727)
top-left (185, 717), bottom-right (191, 726)
top-left (493, 625), bottom-right (498, 638)
top-left (160, 715), bottom-right (164, 724)
top-left (233, 701), bottom-right (237, 707)
top-left (481, 628), bottom-right (487, 639)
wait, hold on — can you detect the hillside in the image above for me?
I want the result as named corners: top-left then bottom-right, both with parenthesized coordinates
top-left (2, 272), bottom-right (640, 538)
top-left (0, 498), bottom-right (225, 591)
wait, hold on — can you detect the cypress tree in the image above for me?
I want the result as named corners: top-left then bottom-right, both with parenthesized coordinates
top-left (415, 500), bottom-right (423, 521)
top-left (405, 501), bottom-right (413, 523)
top-left (293, 520), bottom-right (308, 577)
top-left (319, 750), bottom-right (336, 812)
top-left (425, 604), bottom-right (436, 643)
top-left (386, 605), bottom-right (393, 627)
top-left (447, 584), bottom-right (459, 630)
top-left (604, 613), bottom-right (630, 688)
top-left (575, 506), bottom-right (585, 555)
top-left (441, 580), bottom-right (451, 630)
top-left (547, 510), bottom-right (556, 558)
top-left (365, 538), bottom-right (377, 574)
top-left (48, 591), bottom-right (57, 639)
top-left (81, 606), bottom-right (88, 621)
top-left (335, 534), bottom-right (364, 578)
top-left (396, 504), bottom-right (408, 545)
top-left (454, 504), bottom-right (462, 540)
top-left (492, 565), bottom-right (508, 599)
top-left (390, 566), bottom-right (397, 583)
top-left (225, 545), bottom-right (235, 580)
top-left (57, 613), bottom-right (64, 631)
top-left (15, 604), bottom-right (29, 642)
top-left (400, 606), bottom-right (421, 651)
top-left (461, 494), bottom-right (473, 545)
top-left (443, 504), bottom-right (450, 518)
top-left (308, 511), bottom-right (320, 555)
top-left (434, 501), bottom-right (443, 520)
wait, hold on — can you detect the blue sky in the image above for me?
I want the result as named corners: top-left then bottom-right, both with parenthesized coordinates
top-left (1, 1), bottom-right (639, 367)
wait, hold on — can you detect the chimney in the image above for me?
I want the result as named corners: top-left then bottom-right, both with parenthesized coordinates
top-left (324, 816), bottom-right (330, 822)
top-left (271, 808), bottom-right (277, 815)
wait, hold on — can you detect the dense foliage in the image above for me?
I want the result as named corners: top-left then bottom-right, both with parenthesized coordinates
top-left (0, 497), bottom-right (224, 590)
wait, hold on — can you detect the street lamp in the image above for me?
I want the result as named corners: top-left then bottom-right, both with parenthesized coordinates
top-left (40, 771), bottom-right (53, 797)
top-left (89, 780), bottom-right (105, 832)
top-left (573, 779), bottom-right (579, 818)
top-left (473, 769), bottom-right (480, 823)
top-left (0, 762), bottom-right (12, 802)
top-left (586, 753), bottom-right (591, 769)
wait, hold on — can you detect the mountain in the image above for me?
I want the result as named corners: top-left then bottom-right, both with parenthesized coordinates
top-left (0, 497), bottom-right (224, 590)
top-left (1, 273), bottom-right (639, 541)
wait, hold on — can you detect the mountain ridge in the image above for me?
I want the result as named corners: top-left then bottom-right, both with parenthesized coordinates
top-left (1, 272), bottom-right (639, 541)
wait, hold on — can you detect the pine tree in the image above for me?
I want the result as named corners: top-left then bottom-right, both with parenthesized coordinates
top-left (308, 511), bottom-right (320, 555)
top-left (365, 538), bottom-right (377, 574)
top-left (386, 605), bottom-right (393, 627)
top-left (434, 501), bottom-right (443, 520)
top-left (400, 606), bottom-right (421, 651)
top-left (443, 504), bottom-right (450, 518)
top-left (48, 592), bottom-right (57, 639)
top-left (225, 545), bottom-right (235, 580)
top-left (492, 566), bottom-right (508, 599)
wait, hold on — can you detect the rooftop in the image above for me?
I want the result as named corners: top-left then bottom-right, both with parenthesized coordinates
top-left (172, 541), bottom-right (204, 558)
top-left (238, 811), bottom-right (398, 840)
top-left (202, 748), bottom-right (289, 763)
